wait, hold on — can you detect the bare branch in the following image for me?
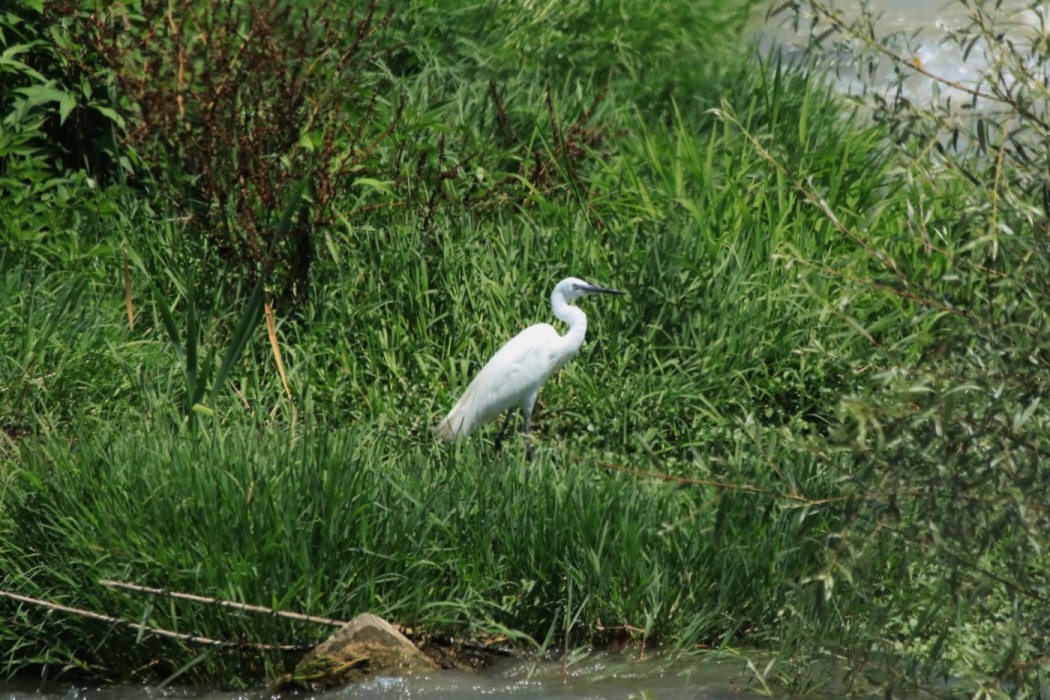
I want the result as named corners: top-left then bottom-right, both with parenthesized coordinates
top-left (0, 589), bottom-right (311, 652)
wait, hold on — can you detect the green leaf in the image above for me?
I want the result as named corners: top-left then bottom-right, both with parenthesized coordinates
top-left (94, 105), bottom-right (126, 130)
top-left (14, 83), bottom-right (77, 123)
top-left (352, 177), bottom-right (395, 195)
top-left (58, 91), bottom-right (75, 123)
top-left (2, 42), bottom-right (38, 60)
top-left (0, 54), bottom-right (47, 83)
top-left (154, 292), bottom-right (185, 363)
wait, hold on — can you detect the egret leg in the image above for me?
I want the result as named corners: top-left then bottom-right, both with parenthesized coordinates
top-left (522, 400), bottom-right (536, 461)
top-left (494, 410), bottom-right (516, 452)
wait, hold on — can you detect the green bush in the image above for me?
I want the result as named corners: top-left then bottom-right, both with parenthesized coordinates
top-left (764, 0), bottom-right (1050, 695)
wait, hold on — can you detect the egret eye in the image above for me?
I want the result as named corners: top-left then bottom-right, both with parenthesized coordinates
top-left (572, 283), bottom-right (580, 290)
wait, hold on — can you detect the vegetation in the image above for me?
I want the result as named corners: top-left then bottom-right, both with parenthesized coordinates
top-left (1, 0), bottom-right (1047, 695)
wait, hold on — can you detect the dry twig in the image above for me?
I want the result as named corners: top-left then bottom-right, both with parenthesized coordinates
top-left (0, 589), bottom-right (311, 652)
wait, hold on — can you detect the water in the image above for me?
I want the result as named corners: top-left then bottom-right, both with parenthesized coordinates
top-left (333, 655), bottom-right (754, 700)
top-left (761, 0), bottom-right (1040, 104)
top-left (0, 654), bottom-right (759, 700)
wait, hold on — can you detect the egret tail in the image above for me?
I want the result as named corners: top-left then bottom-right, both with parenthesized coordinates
top-left (434, 413), bottom-right (462, 441)
top-left (435, 384), bottom-right (485, 441)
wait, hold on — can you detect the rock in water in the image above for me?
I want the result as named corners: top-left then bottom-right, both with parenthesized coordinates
top-left (279, 613), bottom-right (438, 691)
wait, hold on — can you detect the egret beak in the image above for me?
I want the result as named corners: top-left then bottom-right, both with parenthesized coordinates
top-left (582, 284), bottom-right (626, 296)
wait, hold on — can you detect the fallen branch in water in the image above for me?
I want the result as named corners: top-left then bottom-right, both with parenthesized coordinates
top-left (0, 589), bottom-right (311, 652)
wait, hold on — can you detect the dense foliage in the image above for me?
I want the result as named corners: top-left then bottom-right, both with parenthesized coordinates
top-left (1, 0), bottom-right (1047, 695)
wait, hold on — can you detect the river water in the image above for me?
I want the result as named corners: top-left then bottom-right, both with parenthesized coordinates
top-left (0, 2), bottom-right (1027, 699)
top-left (762, 0), bottom-right (1036, 103)
top-left (0, 654), bottom-right (759, 700)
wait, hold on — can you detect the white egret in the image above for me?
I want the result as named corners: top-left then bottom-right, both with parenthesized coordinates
top-left (436, 277), bottom-right (625, 457)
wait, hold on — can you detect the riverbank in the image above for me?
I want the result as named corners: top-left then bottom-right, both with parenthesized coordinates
top-left (2, 0), bottom-right (1048, 696)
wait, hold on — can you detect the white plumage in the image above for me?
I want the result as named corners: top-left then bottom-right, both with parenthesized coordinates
top-left (436, 276), bottom-right (624, 454)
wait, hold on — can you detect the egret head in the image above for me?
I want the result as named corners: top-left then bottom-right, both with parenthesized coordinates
top-left (553, 277), bottom-right (626, 303)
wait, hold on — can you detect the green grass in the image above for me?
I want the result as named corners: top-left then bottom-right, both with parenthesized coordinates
top-left (2, 0), bottom-right (1048, 695)
top-left (1, 414), bottom-right (839, 683)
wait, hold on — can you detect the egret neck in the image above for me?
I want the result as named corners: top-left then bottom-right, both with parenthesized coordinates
top-left (550, 286), bottom-right (588, 373)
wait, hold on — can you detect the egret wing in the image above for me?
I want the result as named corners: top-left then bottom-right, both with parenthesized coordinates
top-left (436, 323), bottom-right (559, 439)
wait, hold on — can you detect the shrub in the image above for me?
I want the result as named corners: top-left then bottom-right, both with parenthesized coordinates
top-left (766, 1), bottom-right (1050, 695)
